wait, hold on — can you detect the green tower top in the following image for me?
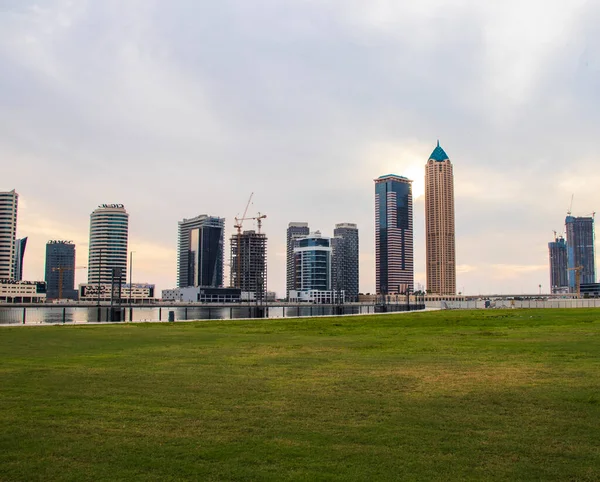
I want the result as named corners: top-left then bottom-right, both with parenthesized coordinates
top-left (429, 140), bottom-right (449, 162)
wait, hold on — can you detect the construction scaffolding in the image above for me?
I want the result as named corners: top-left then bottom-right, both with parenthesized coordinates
top-left (230, 230), bottom-right (267, 300)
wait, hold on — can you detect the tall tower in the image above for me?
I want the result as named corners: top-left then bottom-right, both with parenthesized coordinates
top-left (286, 222), bottom-right (309, 298)
top-left (88, 204), bottom-right (129, 285)
top-left (566, 215), bottom-right (595, 290)
top-left (177, 215), bottom-right (224, 288)
top-left (332, 223), bottom-right (359, 301)
top-left (0, 190), bottom-right (18, 280)
top-left (45, 241), bottom-right (77, 300)
top-left (294, 232), bottom-right (332, 292)
top-left (230, 230), bottom-right (267, 298)
top-left (375, 175), bottom-right (414, 295)
top-left (548, 235), bottom-right (568, 294)
top-left (425, 141), bottom-right (456, 295)
top-left (13, 238), bottom-right (27, 281)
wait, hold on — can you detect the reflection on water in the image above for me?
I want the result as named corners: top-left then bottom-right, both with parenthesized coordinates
top-left (0, 304), bottom-right (391, 325)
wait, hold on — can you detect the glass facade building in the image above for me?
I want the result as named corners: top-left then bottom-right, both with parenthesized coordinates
top-left (286, 222), bottom-right (310, 298)
top-left (45, 241), bottom-right (77, 300)
top-left (566, 216), bottom-right (595, 290)
top-left (548, 235), bottom-right (568, 293)
top-left (375, 175), bottom-right (414, 294)
top-left (294, 232), bottom-right (332, 292)
top-left (332, 223), bottom-right (359, 302)
top-left (178, 215), bottom-right (224, 288)
top-left (87, 205), bottom-right (129, 285)
top-left (13, 237), bottom-right (27, 281)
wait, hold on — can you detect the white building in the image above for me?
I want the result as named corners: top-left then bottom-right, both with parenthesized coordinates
top-left (161, 287), bottom-right (241, 303)
top-left (288, 289), bottom-right (345, 304)
top-left (0, 190), bottom-right (18, 280)
top-left (88, 204), bottom-right (129, 285)
top-left (79, 283), bottom-right (155, 303)
top-left (0, 280), bottom-right (46, 303)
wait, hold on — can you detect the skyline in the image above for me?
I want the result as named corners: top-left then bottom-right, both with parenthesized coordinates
top-left (2, 1), bottom-right (600, 296)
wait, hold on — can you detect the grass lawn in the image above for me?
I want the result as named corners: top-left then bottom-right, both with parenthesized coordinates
top-left (1, 309), bottom-right (599, 481)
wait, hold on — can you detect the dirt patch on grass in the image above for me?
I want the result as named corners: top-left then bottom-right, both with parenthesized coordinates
top-left (371, 364), bottom-right (544, 396)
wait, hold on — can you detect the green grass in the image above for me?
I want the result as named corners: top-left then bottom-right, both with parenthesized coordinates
top-left (1, 309), bottom-right (600, 481)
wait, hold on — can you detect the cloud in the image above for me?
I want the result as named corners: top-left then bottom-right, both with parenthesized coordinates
top-left (1, 0), bottom-right (599, 296)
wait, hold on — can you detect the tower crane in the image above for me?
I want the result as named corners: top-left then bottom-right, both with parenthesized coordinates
top-left (52, 266), bottom-right (87, 300)
top-left (567, 194), bottom-right (574, 216)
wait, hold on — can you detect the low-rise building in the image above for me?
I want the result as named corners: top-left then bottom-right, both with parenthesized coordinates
top-left (161, 287), bottom-right (242, 303)
top-left (0, 280), bottom-right (46, 303)
top-left (581, 283), bottom-right (600, 298)
top-left (288, 289), bottom-right (345, 304)
top-left (79, 283), bottom-right (155, 303)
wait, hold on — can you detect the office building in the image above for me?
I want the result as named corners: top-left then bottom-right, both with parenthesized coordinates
top-left (295, 231), bottom-right (331, 291)
top-left (88, 204), bottom-right (129, 285)
top-left (13, 237), bottom-right (27, 281)
top-left (45, 241), bottom-right (77, 300)
top-left (286, 222), bottom-right (310, 298)
top-left (332, 223), bottom-right (359, 302)
top-left (0, 280), bottom-right (46, 303)
top-left (566, 215), bottom-right (595, 290)
top-left (425, 141), bottom-right (456, 295)
top-left (548, 235), bottom-right (568, 294)
top-left (177, 215), bottom-right (224, 288)
top-left (79, 283), bottom-right (155, 302)
top-left (230, 230), bottom-right (267, 299)
top-left (0, 190), bottom-right (18, 280)
top-left (375, 175), bottom-right (414, 295)
top-left (162, 287), bottom-right (241, 303)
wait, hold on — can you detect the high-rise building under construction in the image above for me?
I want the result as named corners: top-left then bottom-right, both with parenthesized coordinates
top-left (230, 230), bottom-right (267, 299)
top-left (548, 235), bottom-right (568, 293)
top-left (565, 215), bottom-right (595, 290)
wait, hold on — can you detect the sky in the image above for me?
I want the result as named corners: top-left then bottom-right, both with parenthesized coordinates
top-left (1, 0), bottom-right (599, 297)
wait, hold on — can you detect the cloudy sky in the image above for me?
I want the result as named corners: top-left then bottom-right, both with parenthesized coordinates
top-left (1, 0), bottom-right (599, 296)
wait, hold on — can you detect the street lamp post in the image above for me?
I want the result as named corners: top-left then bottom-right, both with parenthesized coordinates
top-left (129, 251), bottom-right (134, 305)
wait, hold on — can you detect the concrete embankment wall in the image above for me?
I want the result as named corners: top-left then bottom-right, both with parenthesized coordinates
top-left (426, 299), bottom-right (600, 310)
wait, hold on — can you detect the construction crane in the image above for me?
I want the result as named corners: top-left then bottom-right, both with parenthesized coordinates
top-left (567, 265), bottom-right (583, 298)
top-left (256, 212), bottom-right (267, 233)
top-left (567, 194), bottom-right (574, 216)
top-left (52, 266), bottom-right (87, 300)
top-left (233, 194), bottom-right (254, 290)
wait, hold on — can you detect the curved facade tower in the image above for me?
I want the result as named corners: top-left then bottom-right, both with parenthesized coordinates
top-left (87, 204), bottom-right (129, 285)
top-left (425, 141), bottom-right (456, 295)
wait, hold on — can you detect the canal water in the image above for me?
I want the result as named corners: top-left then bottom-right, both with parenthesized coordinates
top-left (0, 304), bottom-right (421, 325)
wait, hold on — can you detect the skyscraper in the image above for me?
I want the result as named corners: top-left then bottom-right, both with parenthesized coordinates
top-left (13, 237), bottom-right (27, 281)
top-left (45, 241), bottom-right (77, 300)
top-left (286, 222), bottom-right (309, 298)
top-left (0, 190), bottom-right (18, 280)
top-left (332, 223), bottom-right (359, 302)
top-left (230, 230), bottom-right (267, 298)
top-left (425, 141), bottom-right (456, 295)
top-left (375, 175), bottom-right (414, 295)
top-left (294, 231), bottom-right (332, 292)
top-left (88, 204), bottom-right (129, 285)
top-left (548, 235), bottom-right (568, 293)
top-left (566, 215), bottom-right (595, 290)
top-left (177, 215), bottom-right (224, 288)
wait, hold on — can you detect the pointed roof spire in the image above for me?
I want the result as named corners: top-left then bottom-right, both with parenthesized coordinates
top-left (429, 140), bottom-right (449, 162)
